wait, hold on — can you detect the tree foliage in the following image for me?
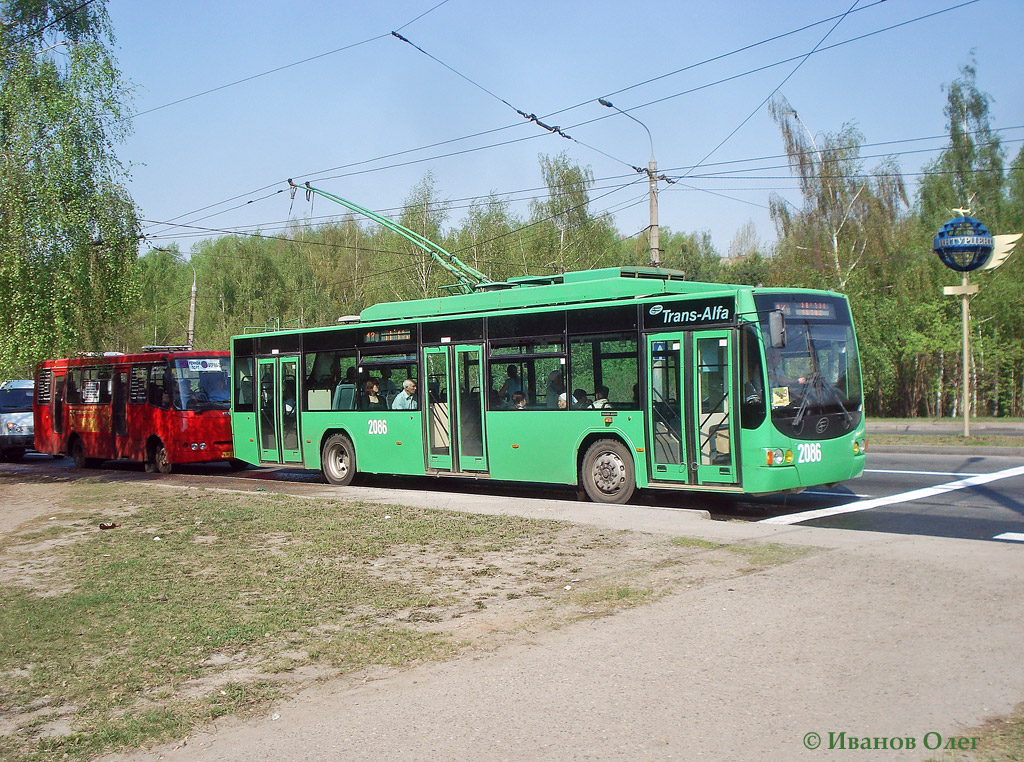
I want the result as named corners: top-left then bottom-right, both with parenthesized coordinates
top-left (0, 0), bottom-right (139, 376)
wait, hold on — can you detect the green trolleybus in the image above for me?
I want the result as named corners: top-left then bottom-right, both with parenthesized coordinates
top-left (230, 266), bottom-right (866, 503)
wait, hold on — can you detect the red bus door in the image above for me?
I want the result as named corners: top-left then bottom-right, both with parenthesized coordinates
top-left (51, 374), bottom-right (66, 450)
top-left (112, 370), bottom-right (128, 455)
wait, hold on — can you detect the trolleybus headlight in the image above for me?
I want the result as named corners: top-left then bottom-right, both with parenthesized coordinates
top-left (766, 448), bottom-right (794, 466)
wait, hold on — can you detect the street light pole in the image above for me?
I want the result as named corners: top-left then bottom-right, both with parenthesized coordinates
top-left (152, 247), bottom-right (197, 349)
top-left (186, 263), bottom-right (197, 350)
top-left (599, 98), bottom-right (660, 267)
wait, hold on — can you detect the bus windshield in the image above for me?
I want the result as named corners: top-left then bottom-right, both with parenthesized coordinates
top-left (755, 294), bottom-right (862, 439)
top-left (169, 357), bottom-right (230, 411)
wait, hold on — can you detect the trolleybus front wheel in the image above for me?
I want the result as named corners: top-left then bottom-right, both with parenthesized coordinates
top-left (580, 439), bottom-right (635, 504)
top-left (322, 434), bottom-right (357, 486)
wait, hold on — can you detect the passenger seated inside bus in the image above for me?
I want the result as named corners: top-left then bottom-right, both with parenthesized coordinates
top-left (571, 388), bottom-right (589, 409)
top-left (590, 385), bottom-right (611, 409)
top-left (360, 378), bottom-right (386, 411)
top-left (391, 379), bottom-right (418, 410)
top-left (511, 391), bottom-right (527, 409)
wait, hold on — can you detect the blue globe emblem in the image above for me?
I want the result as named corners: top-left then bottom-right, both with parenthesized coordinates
top-left (933, 216), bottom-right (994, 272)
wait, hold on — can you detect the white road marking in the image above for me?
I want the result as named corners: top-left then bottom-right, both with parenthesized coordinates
top-left (993, 532), bottom-right (1024, 543)
top-left (865, 469), bottom-right (984, 477)
top-left (760, 465), bottom-right (1024, 526)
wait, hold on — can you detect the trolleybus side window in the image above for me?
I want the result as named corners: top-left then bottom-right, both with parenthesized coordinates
top-left (358, 352), bottom-right (417, 409)
top-left (234, 356), bottom-right (254, 412)
top-left (568, 333), bottom-right (639, 410)
top-left (739, 325), bottom-right (767, 429)
top-left (488, 339), bottom-right (565, 410)
top-left (302, 350), bottom-right (358, 410)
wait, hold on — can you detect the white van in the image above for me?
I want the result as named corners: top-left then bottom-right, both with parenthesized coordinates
top-left (0, 379), bottom-right (34, 461)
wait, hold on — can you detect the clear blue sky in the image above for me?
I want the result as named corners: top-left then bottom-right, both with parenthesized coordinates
top-left (109, 0), bottom-right (1024, 261)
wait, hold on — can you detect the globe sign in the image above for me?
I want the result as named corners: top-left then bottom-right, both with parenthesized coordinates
top-left (933, 216), bottom-right (994, 272)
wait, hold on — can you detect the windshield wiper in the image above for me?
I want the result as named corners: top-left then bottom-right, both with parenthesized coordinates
top-left (792, 325), bottom-right (856, 430)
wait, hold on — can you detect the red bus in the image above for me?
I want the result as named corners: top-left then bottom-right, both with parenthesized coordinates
top-left (34, 350), bottom-right (240, 473)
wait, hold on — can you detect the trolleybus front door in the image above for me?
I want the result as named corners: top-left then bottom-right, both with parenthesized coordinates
top-left (423, 345), bottom-right (488, 474)
top-left (256, 356), bottom-right (302, 465)
top-left (692, 331), bottom-right (736, 485)
top-left (646, 331), bottom-right (737, 486)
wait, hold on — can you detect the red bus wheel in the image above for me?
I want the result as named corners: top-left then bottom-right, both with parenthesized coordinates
top-left (71, 439), bottom-right (102, 470)
top-left (146, 440), bottom-right (173, 475)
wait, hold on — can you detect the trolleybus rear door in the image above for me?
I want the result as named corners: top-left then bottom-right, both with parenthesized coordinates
top-left (256, 356), bottom-right (303, 464)
top-left (424, 346), bottom-right (454, 471)
top-left (646, 334), bottom-right (688, 482)
top-left (455, 345), bottom-right (487, 472)
top-left (692, 331), bottom-right (736, 485)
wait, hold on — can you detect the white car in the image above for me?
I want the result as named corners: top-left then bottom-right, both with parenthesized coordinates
top-left (0, 379), bottom-right (34, 461)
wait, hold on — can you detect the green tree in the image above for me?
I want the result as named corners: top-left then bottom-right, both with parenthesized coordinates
top-left (917, 59), bottom-right (1006, 231)
top-left (768, 96), bottom-right (907, 292)
top-left (0, 0), bottom-right (139, 375)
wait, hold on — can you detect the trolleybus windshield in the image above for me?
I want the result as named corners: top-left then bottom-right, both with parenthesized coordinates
top-left (755, 294), bottom-right (862, 439)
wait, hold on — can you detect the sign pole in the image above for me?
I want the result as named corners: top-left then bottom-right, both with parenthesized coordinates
top-left (960, 272), bottom-right (970, 438)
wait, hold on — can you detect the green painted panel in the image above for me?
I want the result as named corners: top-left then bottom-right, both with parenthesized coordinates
top-left (484, 410), bottom-right (647, 486)
top-left (298, 411), bottom-right (425, 476)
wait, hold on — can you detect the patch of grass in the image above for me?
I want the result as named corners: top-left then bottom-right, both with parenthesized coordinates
top-left (727, 542), bottom-right (815, 569)
top-left (870, 434), bottom-right (1023, 448)
top-left (669, 537), bottom-right (726, 550)
top-left (928, 702), bottom-right (1024, 761)
top-left (0, 484), bottom-right (570, 761)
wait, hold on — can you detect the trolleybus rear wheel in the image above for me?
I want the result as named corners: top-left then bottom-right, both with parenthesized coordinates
top-left (580, 439), bottom-right (635, 504)
top-left (321, 434), bottom-right (356, 486)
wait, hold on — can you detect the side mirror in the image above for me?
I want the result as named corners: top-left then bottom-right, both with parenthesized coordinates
top-left (769, 310), bottom-right (786, 348)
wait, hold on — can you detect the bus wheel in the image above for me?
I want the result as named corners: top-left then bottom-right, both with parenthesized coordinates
top-left (580, 439), bottom-right (635, 504)
top-left (321, 434), bottom-right (356, 486)
top-left (71, 439), bottom-right (102, 470)
top-left (146, 440), bottom-right (173, 475)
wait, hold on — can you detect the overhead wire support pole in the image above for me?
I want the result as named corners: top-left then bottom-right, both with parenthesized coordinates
top-left (598, 99), bottom-right (660, 267)
top-left (290, 181), bottom-right (492, 294)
